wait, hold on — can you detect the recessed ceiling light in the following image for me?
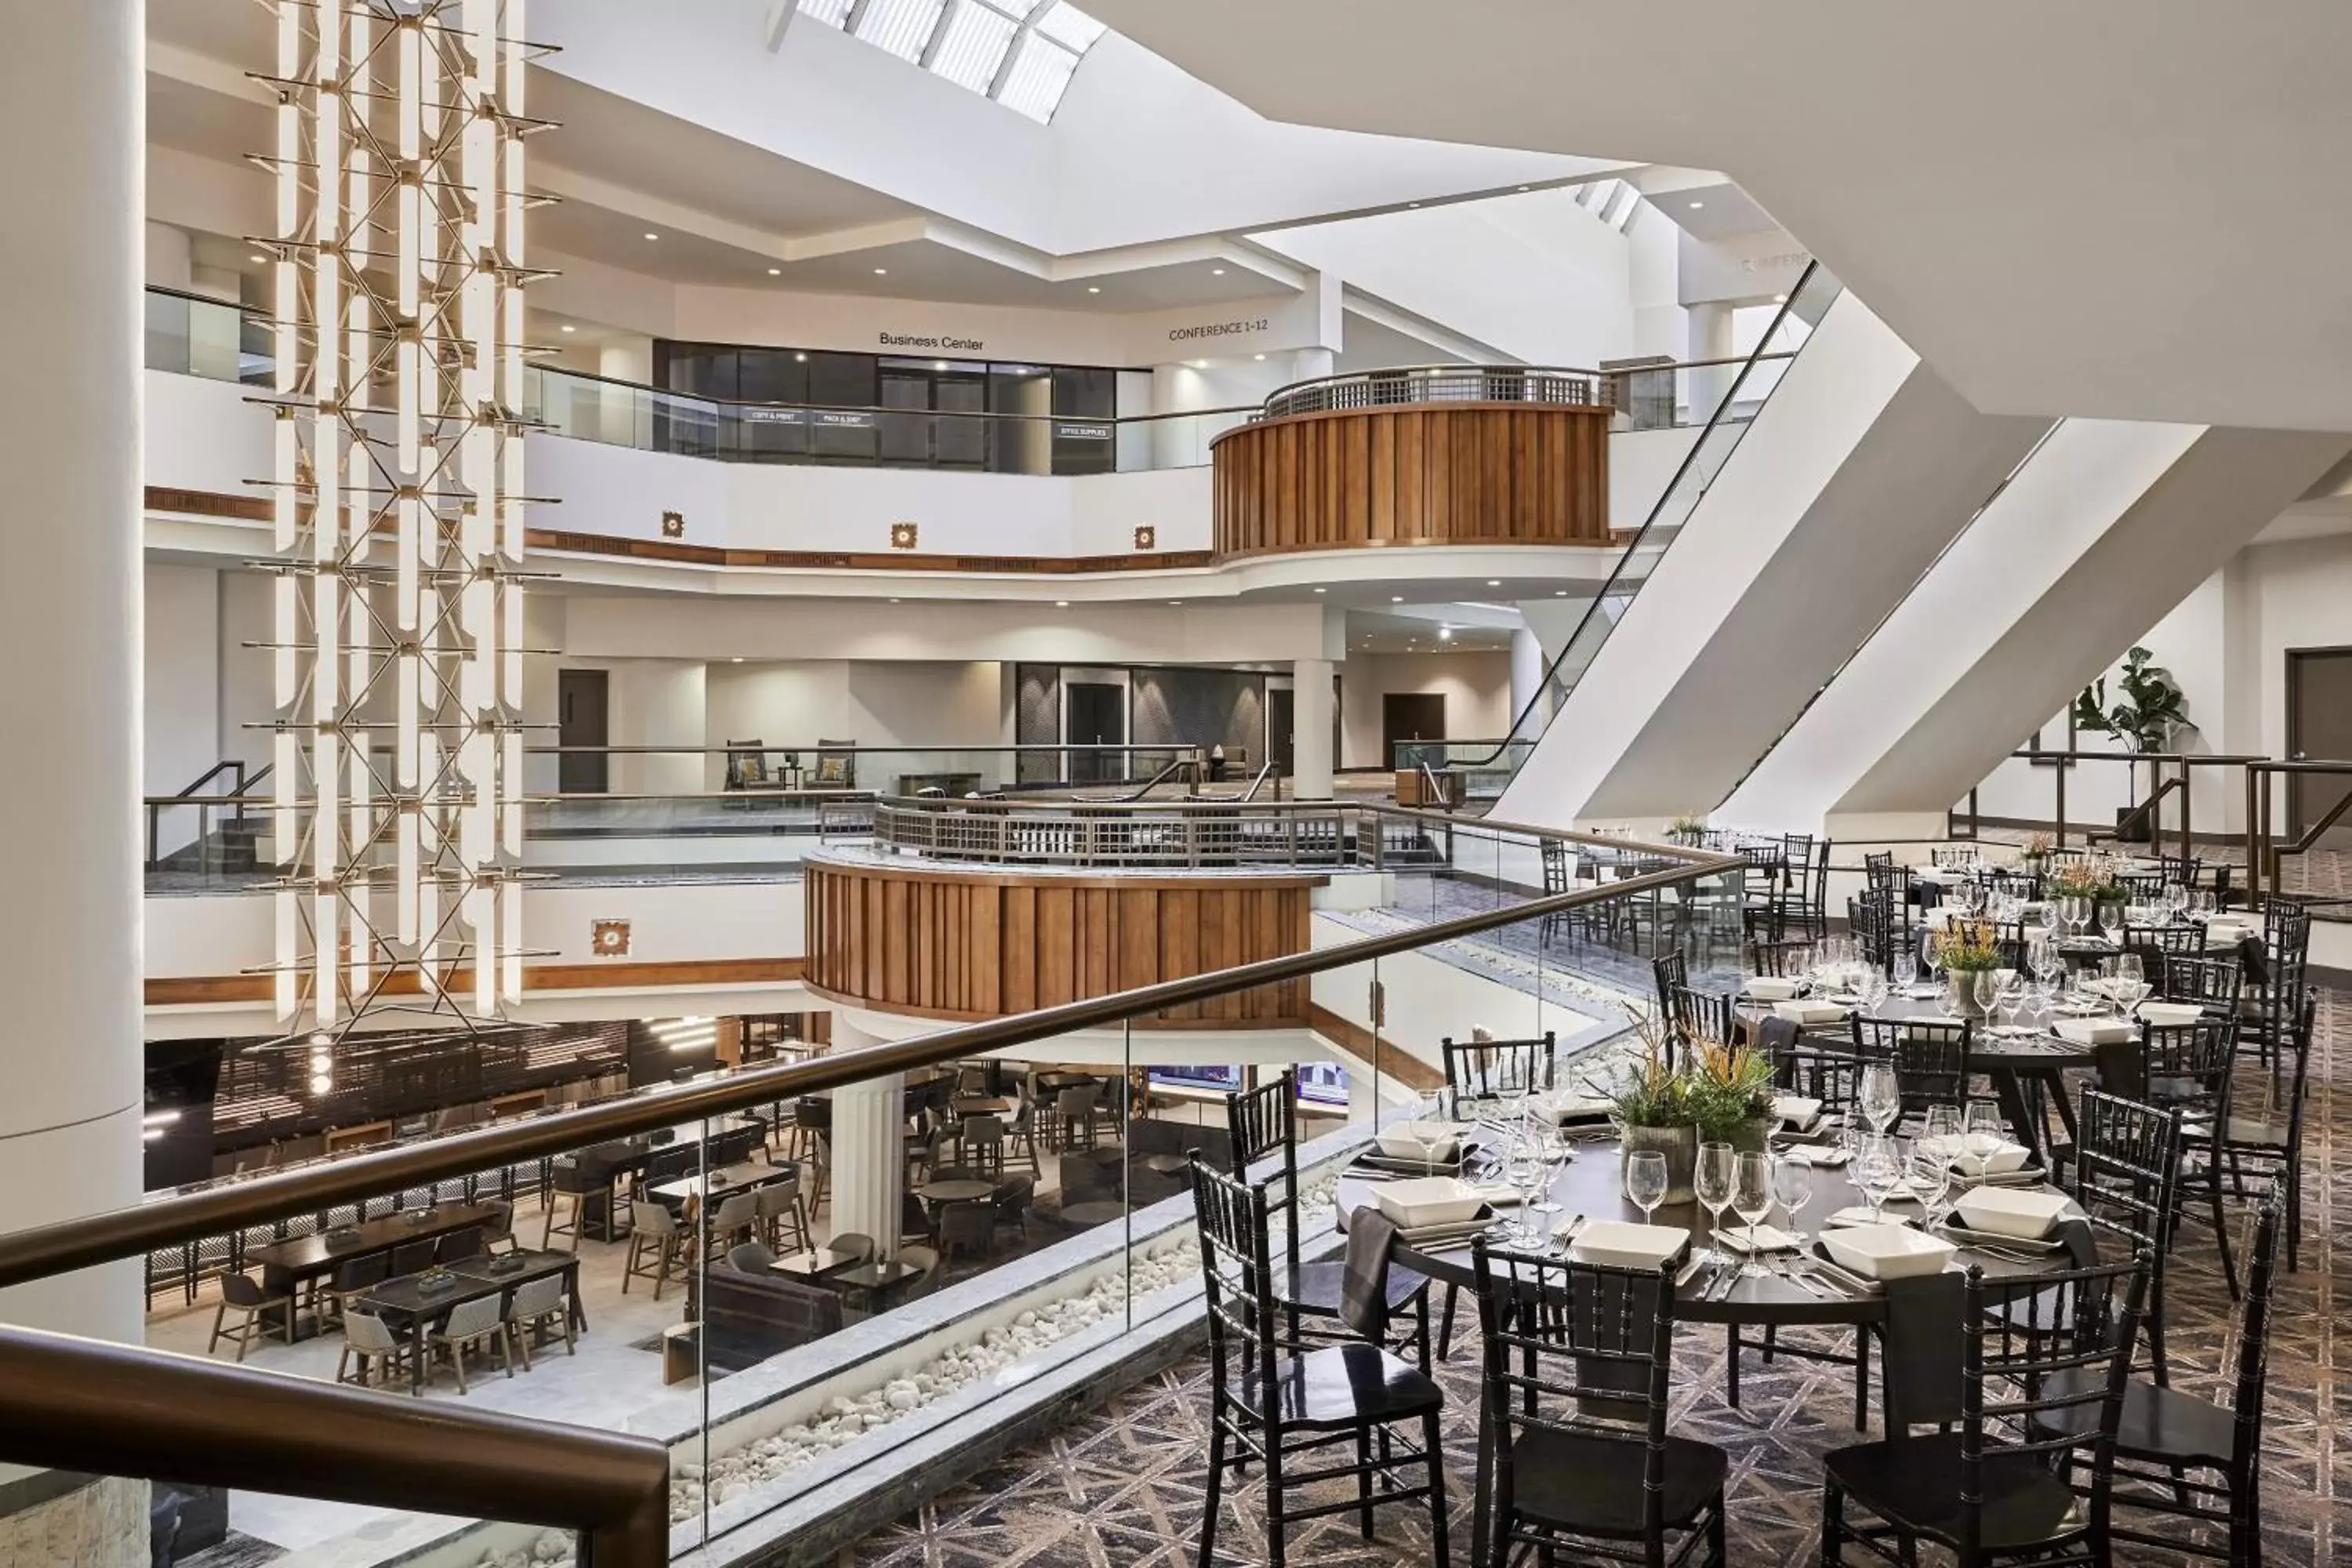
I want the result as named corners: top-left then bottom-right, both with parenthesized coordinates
top-left (1312, 587), bottom-right (1327, 594)
top-left (873, 267), bottom-right (887, 275)
top-left (768, 267), bottom-right (782, 276)
top-left (558, 324), bottom-right (575, 333)
top-left (644, 231), bottom-right (660, 240)
top-left (249, 253), bottom-right (267, 263)
top-left (1773, 292), bottom-right (1789, 303)
top-left (1054, 600), bottom-right (1069, 608)
top-left (1486, 579), bottom-right (1501, 586)
top-left (934, 360), bottom-right (948, 371)
top-left (1687, 201), bottom-right (1704, 210)
top-left (1211, 267), bottom-right (1225, 275)
top-left (794, 352), bottom-right (808, 362)
top-left (1167, 600), bottom-right (1181, 605)
top-left (1087, 285), bottom-right (1101, 293)
top-left (1391, 595), bottom-right (1404, 603)
top-left (1555, 589), bottom-right (1568, 596)
top-left (729, 656), bottom-right (744, 662)
top-left (889, 597), bottom-right (900, 604)
top-left (1515, 185), bottom-right (1530, 193)
top-left (1254, 353), bottom-right (1266, 361)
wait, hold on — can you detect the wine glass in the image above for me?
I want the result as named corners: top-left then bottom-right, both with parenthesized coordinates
top-left (1624, 1150), bottom-right (1668, 1226)
top-left (1859, 1062), bottom-right (1902, 1135)
top-left (1693, 1141), bottom-right (1736, 1268)
top-left (1853, 1134), bottom-right (1901, 1225)
top-left (1909, 1149), bottom-right (1955, 1234)
top-left (1962, 1098), bottom-right (2008, 1183)
top-left (1773, 1154), bottom-right (1814, 1247)
top-left (1892, 949), bottom-right (1919, 994)
top-left (1732, 1152), bottom-right (1775, 1277)
top-left (1922, 1103), bottom-right (1962, 1167)
top-left (1530, 1119), bottom-right (1569, 1215)
top-left (1974, 968), bottom-right (2003, 1028)
top-left (1504, 1133), bottom-right (1547, 1245)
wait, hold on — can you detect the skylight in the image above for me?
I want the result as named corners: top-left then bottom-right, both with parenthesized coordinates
top-left (789, 0), bottom-right (1106, 123)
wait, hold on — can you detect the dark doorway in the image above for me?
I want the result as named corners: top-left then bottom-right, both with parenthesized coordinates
top-left (1269, 688), bottom-right (1296, 777)
top-left (557, 669), bottom-right (610, 793)
top-left (2287, 648), bottom-right (2352, 847)
top-left (1068, 682), bottom-right (1126, 786)
top-left (1381, 692), bottom-right (1446, 771)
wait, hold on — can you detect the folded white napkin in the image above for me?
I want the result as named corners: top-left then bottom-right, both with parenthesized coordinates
top-left (2054, 1016), bottom-right (2137, 1045)
top-left (1782, 1144), bottom-right (1851, 1167)
top-left (1773, 1000), bottom-right (1850, 1025)
top-left (2134, 1001), bottom-right (2203, 1025)
top-left (1826, 1207), bottom-right (1914, 1229)
top-left (1718, 1225), bottom-right (1801, 1254)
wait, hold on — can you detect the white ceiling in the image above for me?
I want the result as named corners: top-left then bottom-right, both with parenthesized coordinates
top-left (1082, 0), bottom-right (2352, 432)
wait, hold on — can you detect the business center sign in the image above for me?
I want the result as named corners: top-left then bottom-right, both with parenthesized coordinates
top-left (879, 330), bottom-right (985, 354)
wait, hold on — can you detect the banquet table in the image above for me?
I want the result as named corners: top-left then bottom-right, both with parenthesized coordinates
top-left (1737, 993), bottom-right (2102, 1168)
top-left (1334, 1142), bottom-right (2085, 1568)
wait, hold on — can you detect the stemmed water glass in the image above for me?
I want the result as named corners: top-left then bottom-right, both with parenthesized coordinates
top-left (1962, 1098), bottom-right (2008, 1183)
top-left (1530, 1116), bottom-right (1569, 1215)
top-left (1909, 1148), bottom-right (1955, 1234)
top-left (1505, 1131), bottom-right (1548, 1245)
top-left (1892, 949), bottom-right (1919, 995)
top-left (1974, 969), bottom-right (2004, 1029)
top-left (1693, 1141), bottom-right (1736, 1268)
top-left (1854, 1134), bottom-right (1902, 1225)
top-left (1624, 1150), bottom-right (1668, 1226)
top-left (1732, 1152), bottom-right (1775, 1277)
top-left (1991, 968), bottom-right (2028, 1036)
top-left (1859, 1061), bottom-right (1902, 1136)
top-left (1773, 1153), bottom-right (1814, 1247)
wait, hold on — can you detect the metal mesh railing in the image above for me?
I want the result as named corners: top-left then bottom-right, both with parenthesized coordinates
top-left (1258, 365), bottom-right (1604, 420)
top-left (871, 798), bottom-right (1377, 869)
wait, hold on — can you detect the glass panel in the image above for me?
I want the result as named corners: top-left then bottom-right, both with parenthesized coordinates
top-left (994, 31), bottom-right (1080, 122)
top-left (1032, 1), bottom-right (1106, 50)
top-left (853, 0), bottom-right (948, 61)
top-left (930, 0), bottom-right (1018, 91)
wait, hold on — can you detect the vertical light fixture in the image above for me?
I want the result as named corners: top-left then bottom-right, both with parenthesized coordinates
top-left (263, 0), bottom-right (547, 1040)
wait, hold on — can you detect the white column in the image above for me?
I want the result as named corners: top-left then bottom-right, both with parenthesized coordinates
top-left (1292, 658), bottom-right (1335, 799)
top-left (597, 338), bottom-right (652, 444)
top-left (828, 1073), bottom-right (907, 1261)
top-left (1291, 347), bottom-right (1335, 383)
top-left (1508, 626), bottom-right (1549, 733)
top-left (0, 0), bottom-right (145, 1360)
top-left (1686, 301), bottom-right (1736, 424)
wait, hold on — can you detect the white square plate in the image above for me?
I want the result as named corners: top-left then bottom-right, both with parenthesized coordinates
top-left (1568, 1220), bottom-right (1690, 1269)
top-left (2134, 1002), bottom-right (2203, 1026)
top-left (1918, 1134), bottom-right (2031, 1175)
top-left (2054, 1017), bottom-right (2137, 1045)
top-left (1955, 1186), bottom-right (2071, 1240)
top-left (1824, 1223), bottom-right (1957, 1281)
top-left (1774, 1000), bottom-right (1851, 1025)
top-left (1773, 1095), bottom-right (1824, 1127)
top-left (1372, 1121), bottom-right (1463, 1162)
top-left (1744, 977), bottom-right (1801, 1001)
top-left (1373, 1176), bottom-right (1486, 1229)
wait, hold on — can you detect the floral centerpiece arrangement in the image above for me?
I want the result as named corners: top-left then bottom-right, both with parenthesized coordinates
top-left (2018, 829), bottom-right (2056, 862)
top-left (1932, 916), bottom-right (2004, 1016)
top-left (1665, 815), bottom-right (1709, 846)
top-left (2046, 853), bottom-right (2126, 906)
top-left (1608, 1006), bottom-right (1778, 1201)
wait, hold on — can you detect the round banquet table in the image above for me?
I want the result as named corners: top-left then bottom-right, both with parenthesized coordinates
top-left (1333, 1141), bottom-right (2067, 1331)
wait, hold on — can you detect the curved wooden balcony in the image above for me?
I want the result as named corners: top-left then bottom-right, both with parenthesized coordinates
top-left (1211, 366), bottom-right (1614, 560)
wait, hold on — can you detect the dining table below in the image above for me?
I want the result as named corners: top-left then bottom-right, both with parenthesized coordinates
top-left (356, 1248), bottom-right (586, 1396)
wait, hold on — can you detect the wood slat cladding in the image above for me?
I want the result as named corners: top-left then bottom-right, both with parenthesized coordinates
top-left (804, 860), bottom-right (1321, 1027)
top-left (1210, 401), bottom-right (1613, 558)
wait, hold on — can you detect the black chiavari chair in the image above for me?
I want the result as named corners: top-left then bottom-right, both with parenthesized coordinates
top-left (1221, 1070), bottom-right (1434, 1367)
top-left (1851, 1015), bottom-right (1971, 1112)
top-left (1472, 1240), bottom-right (1728, 1567)
top-left (1821, 1254), bottom-right (2151, 1568)
top-left (1192, 1159), bottom-right (1448, 1568)
top-left (1440, 1031), bottom-right (1557, 1103)
top-left (2199, 985), bottom-right (2316, 1270)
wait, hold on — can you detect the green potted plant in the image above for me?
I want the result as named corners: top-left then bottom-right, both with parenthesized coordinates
top-left (2047, 854), bottom-right (2129, 933)
top-left (1931, 916), bottom-right (2004, 1018)
top-left (1686, 1037), bottom-right (1779, 1154)
top-left (2074, 646), bottom-right (2191, 842)
top-left (1664, 814), bottom-right (1708, 847)
top-left (1610, 1008), bottom-right (1697, 1203)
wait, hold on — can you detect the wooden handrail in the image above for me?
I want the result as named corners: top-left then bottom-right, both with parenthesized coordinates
top-left (0, 1323), bottom-right (667, 1566)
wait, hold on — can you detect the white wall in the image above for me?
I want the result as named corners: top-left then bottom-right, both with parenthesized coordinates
top-left (1337, 651), bottom-right (1512, 769)
top-left (609, 660), bottom-right (707, 795)
top-left (702, 659), bottom-right (1007, 786)
top-left (144, 564), bottom-right (219, 798)
top-left (1256, 191), bottom-right (1638, 368)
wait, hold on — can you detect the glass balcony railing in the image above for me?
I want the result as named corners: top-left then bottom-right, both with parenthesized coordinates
top-left (35, 814), bottom-right (1746, 1566)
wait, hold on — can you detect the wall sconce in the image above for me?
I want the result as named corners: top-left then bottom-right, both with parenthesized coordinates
top-left (590, 918), bottom-right (632, 958)
top-left (1133, 525), bottom-right (1156, 550)
top-left (890, 521), bottom-right (920, 550)
top-left (661, 510), bottom-right (685, 539)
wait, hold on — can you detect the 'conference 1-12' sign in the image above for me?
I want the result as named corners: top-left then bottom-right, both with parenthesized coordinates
top-left (1168, 318), bottom-right (1272, 343)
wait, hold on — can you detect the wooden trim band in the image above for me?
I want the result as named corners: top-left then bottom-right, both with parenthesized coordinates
top-left (1306, 1004), bottom-right (1445, 1092)
top-left (144, 956), bottom-right (808, 1007)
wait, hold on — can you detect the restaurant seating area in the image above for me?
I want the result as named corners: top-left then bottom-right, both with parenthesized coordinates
top-left (846, 859), bottom-right (2344, 1567)
top-left (143, 1061), bottom-right (1261, 1415)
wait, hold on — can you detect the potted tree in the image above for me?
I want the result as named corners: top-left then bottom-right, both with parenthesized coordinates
top-left (2073, 646), bottom-right (2190, 843)
top-left (1686, 1038), bottom-right (1779, 1154)
top-left (1932, 917), bottom-right (2004, 1018)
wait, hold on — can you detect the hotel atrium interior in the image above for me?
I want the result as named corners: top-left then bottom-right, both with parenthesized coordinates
top-left (1, 1), bottom-right (2348, 1564)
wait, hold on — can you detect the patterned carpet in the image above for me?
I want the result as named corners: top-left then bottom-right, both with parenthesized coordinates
top-left (849, 992), bottom-right (2344, 1568)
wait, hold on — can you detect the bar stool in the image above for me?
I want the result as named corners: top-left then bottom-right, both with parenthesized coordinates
top-left (757, 1176), bottom-right (811, 1254)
